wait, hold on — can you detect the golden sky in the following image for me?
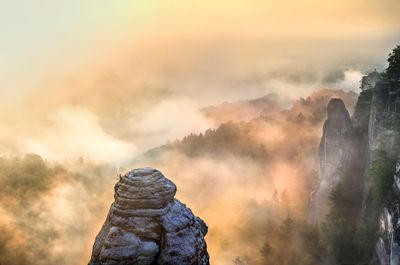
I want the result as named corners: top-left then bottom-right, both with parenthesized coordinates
top-left (0, 0), bottom-right (399, 162)
top-left (1, 0), bottom-right (399, 96)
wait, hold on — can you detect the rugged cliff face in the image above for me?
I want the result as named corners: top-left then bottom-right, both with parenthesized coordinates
top-left (379, 158), bottom-right (400, 264)
top-left (353, 71), bottom-right (400, 265)
top-left (312, 69), bottom-right (400, 264)
top-left (88, 167), bottom-right (209, 265)
top-left (368, 75), bottom-right (400, 264)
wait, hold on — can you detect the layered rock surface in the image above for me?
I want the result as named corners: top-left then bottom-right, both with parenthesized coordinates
top-left (88, 167), bottom-right (209, 265)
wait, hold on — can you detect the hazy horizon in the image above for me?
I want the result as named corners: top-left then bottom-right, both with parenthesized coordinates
top-left (1, 0), bottom-right (400, 164)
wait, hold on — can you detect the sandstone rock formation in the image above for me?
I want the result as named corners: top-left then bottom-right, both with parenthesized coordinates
top-left (352, 71), bottom-right (400, 265)
top-left (310, 98), bottom-right (354, 221)
top-left (88, 167), bottom-right (209, 265)
top-left (311, 69), bottom-right (400, 264)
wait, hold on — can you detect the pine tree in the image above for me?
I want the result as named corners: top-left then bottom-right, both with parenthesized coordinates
top-left (386, 45), bottom-right (400, 82)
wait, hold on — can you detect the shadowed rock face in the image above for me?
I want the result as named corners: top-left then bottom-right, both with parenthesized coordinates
top-left (310, 98), bottom-right (354, 221)
top-left (88, 167), bottom-right (209, 265)
top-left (320, 99), bottom-right (353, 177)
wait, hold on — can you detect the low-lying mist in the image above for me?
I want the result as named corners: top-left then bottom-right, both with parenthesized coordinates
top-left (133, 89), bottom-right (357, 264)
top-left (0, 88), bottom-right (357, 265)
top-left (0, 154), bottom-right (117, 265)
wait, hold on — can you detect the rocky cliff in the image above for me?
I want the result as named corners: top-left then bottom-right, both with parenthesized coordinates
top-left (367, 73), bottom-right (400, 265)
top-left (310, 98), bottom-right (354, 221)
top-left (350, 70), bottom-right (400, 265)
top-left (312, 68), bottom-right (400, 264)
top-left (88, 167), bottom-right (209, 265)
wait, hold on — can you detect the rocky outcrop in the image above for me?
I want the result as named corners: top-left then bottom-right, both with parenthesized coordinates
top-left (376, 206), bottom-right (400, 265)
top-left (368, 82), bottom-right (400, 156)
top-left (88, 167), bottom-right (209, 265)
top-left (361, 70), bottom-right (381, 91)
top-left (310, 98), bottom-right (354, 221)
top-left (375, 158), bottom-right (400, 265)
top-left (361, 72), bottom-right (400, 265)
top-left (311, 69), bottom-right (400, 264)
